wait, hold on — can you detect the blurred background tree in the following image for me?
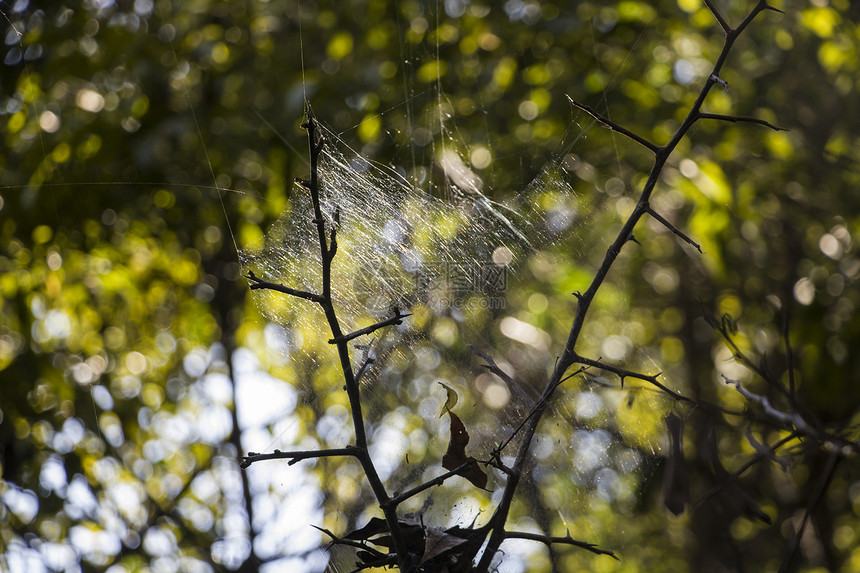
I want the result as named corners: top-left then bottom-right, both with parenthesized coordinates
top-left (1, 0), bottom-right (859, 571)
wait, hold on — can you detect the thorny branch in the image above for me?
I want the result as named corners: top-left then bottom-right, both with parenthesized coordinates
top-left (503, 530), bottom-right (618, 560)
top-left (469, 344), bottom-right (536, 406)
top-left (245, 270), bottom-right (325, 304)
top-left (475, 2), bottom-right (788, 570)
top-left (240, 447), bottom-right (359, 468)
top-left (565, 95), bottom-right (660, 153)
top-left (242, 109), bottom-right (412, 570)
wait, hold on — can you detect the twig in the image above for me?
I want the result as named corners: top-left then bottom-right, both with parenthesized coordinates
top-left (566, 95), bottom-right (661, 153)
top-left (491, 366), bottom-right (587, 459)
top-left (240, 447), bottom-right (359, 468)
top-left (504, 530), bottom-right (619, 560)
top-left (646, 207), bottom-right (703, 252)
top-left (243, 110), bottom-right (412, 570)
top-left (385, 460), bottom-right (476, 508)
top-left (329, 309), bottom-right (411, 344)
top-left (354, 353), bottom-right (375, 386)
top-left (778, 451), bottom-right (841, 573)
top-left (781, 309), bottom-right (796, 397)
top-left (572, 354), bottom-right (692, 403)
top-left (303, 111), bottom-right (410, 569)
top-left (468, 344), bottom-right (536, 406)
top-left (708, 313), bottom-right (794, 403)
top-left (721, 376), bottom-right (857, 454)
top-left (702, 0), bottom-right (731, 33)
top-left (698, 112), bottom-right (787, 132)
top-left (311, 525), bottom-right (388, 558)
top-left (722, 375), bottom-right (816, 436)
top-left (245, 270), bottom-right (325, 304)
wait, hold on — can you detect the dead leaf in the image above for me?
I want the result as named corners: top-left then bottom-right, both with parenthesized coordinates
top-left (442, 412), bottom-right (488, 489)
top-left (420, 527), bottom-right (468, 565)
top-left (344, 517), bottom-right (389, 541)
top-left (438, 381), bottom-right (459, 417)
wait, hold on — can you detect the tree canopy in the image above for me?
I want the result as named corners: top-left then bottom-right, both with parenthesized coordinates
top-left (2, 1), bottom-right (860, 571)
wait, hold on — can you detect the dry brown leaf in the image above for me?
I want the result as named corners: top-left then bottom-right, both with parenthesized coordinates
top-left (442, 412), bottom-right (487, 489)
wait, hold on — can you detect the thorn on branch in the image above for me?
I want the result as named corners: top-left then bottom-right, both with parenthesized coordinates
top-left (764, 3), bottom-right (785, 14)
top-left (354, 343), bottom-right (376, 385)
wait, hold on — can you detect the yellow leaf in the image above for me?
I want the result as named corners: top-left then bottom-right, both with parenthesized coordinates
top-left (438, 381), bottom-right (458, 417)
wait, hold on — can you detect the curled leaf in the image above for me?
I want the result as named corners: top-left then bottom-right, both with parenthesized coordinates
top-left (438, 381), bottom-right (459, 417)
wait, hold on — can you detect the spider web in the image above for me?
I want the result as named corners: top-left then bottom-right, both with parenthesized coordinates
top-left (0, 1), bottom-right (675, 571)
top-left (237, 9), bottom-right (670, 569)
top-left (240, 120), bottom-right (557, 330)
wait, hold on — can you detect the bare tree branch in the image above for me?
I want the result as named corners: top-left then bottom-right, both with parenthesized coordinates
top-left (469, 344), bottom-right (536, 406)
top-left (722, 375), bottom-right (817, 435)
top-left (242, 110), bottom-right (412, 570)
top-left (475, 5), bottom-right (785, 569)
top-left (504, 530), bottom-right (618, 560)
top-left (312, 525), bottom-right (388, 558)
top-left (646, 207), bottom-right (703, 252)
top-left (573, 354), bottom-right (693, 403)
top-left (698, 112), bottom-right (788, 132)
top-left (385, 460), bottom-right (477, 508)
top-left (246, 270), bottom-right (325, 304)
top-left (329, 309), bottom-right (411, 344)
top-left (703, 0), bottom-right (731, 33)
top-left (695, 432), bottom-right (800, 508)
top-left (240, 447), bottom-right (359, 468)
top-left (566, 95), bottom-right (661, 153)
